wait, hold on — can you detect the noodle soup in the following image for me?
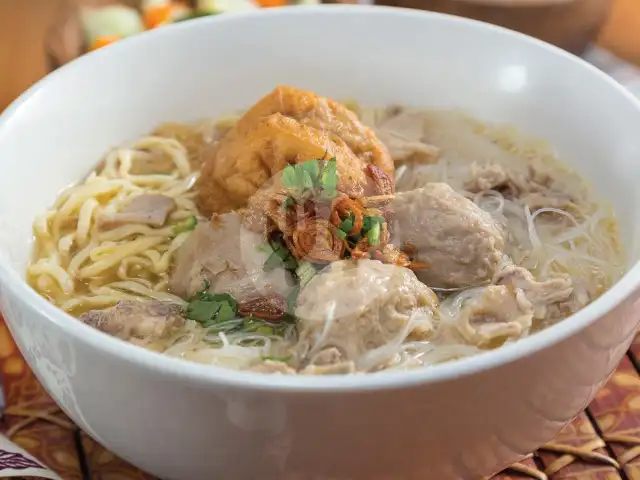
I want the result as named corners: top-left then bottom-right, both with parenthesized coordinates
top-left (27, 86), bottom-right (624, 374)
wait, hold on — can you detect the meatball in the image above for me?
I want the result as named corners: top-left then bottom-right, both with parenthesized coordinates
top-left (294, 259), bottom-right (439, 372)
top-left (392, 184), bottom-right (506, 288)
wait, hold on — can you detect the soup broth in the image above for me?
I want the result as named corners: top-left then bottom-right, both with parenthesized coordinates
top-left (28, 86), bottom-right (624, 374)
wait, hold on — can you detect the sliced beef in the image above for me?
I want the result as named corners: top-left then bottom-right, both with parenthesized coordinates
top-left (392, 184), bottom-right (506, 288)
top-left (249, 360), bottom-right (296, 375)
top-left (454, 285), bottom-right (534, 346)
top-left (369, 108), bottom-right (441, 165)
top-left (129, 150), bottom-right (176, 175)
top-left (545, 281), bottom-right (591, 323)
top-left (465, 163), bottom-right (509, 192)
top-left (169, 211), bottom-right (294, 301)
top-left (301, 362), bottom-right (356, 375)
top-left (465, 163), bottom-right (575, 211)
top-left (79, 300), bottom-right (184, 342)
top-left (100, 194), bottom-right (176, 228)
top-left (300, 347), bottom-right (356, 375)
top-left (495, 265), bottom-right (573, 320)
top-left (520, 191), bottom-right (576, 211)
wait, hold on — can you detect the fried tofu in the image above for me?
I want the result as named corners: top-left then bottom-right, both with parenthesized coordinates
top-left (197, 86), bottom-right (394, 216)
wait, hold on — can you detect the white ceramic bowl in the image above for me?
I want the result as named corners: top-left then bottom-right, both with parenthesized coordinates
top-left (1, 5), bottom-right (640, 479)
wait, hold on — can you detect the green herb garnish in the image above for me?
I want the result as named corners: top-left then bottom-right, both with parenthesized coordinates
top-left (320, 157), bottom-right (338, 197)
top-left (215, 302), bottom-right (236, 322)
top-left (367, 222), bottom-right (381, 246)
top-left (295, 261), bottom-right (318, 288)
top-left (243, 316), bottom-right (291, 337)
top-left (339, 212), bottom-right (355, 234)
top-left (281, 197), bottom-right (295, 210)
top-left (282, 164), bottom-right (300, 190)
top-left (281, 312), bottom-right (297, 324)
top-left (185, 282), bottom-right (297, 338)
top-left (301, 170), bottom-right (315, 190)
top-left (264, 250), bottom-right (286, 271)
top-left (186, 300), bottom-right (221, 325)
top-left (262, 355), bottom-right (292, 363)
top-left (186, 291), bottom-right (238, 327)
top-left (287, 284), bottom-right (301, 313)
top-left (172, 216), bottom-right (197, 235)
top-left (300, 159), bottom-right (320, 184)
top-left (362, 215), bottom-right (385, 231)
top-left (280, 157), bottom-right (338, 199)
top-left (207, 318), bottom-right (244, 333)
top-left (262, 240), bottom-right (298, 272)
top-left (256, 243), bottom-right (273, 254)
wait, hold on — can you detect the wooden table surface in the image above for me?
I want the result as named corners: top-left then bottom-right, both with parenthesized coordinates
top-left (0, 0), bottom-right (639, 113)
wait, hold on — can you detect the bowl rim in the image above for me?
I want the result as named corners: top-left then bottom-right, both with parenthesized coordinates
top-left (1, 4), bottom-right (640, 392)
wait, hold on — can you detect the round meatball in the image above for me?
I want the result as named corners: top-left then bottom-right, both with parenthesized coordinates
top-left (294, 259), bottom-right (439, 372)
top-left (392, 184), bottom-right (506, 288)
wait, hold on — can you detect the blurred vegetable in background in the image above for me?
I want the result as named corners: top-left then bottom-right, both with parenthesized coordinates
top-left (82, 4), bottom-right (144, 50)
top-left (80, 0), bottom-right (320, 52)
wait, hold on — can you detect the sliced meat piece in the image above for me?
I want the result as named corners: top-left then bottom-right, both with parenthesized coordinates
top-left (545, 281), bottom-right (591, 324)
top-left (301, 362), bottom-right (356, 375)
top-left (369, 109), bottom-right (440, 165)
top-left (455, 285), bottom-right (533, 347)
top-left (294, 259), bottom-right (439, 372)
top-left (249, 360), bottom-right (296, 375)
top-left (495, 265), bottom-right (573, 320)
top-left (170, 215), bottom-right (237, 298)
top-left (100, 194), bottom-right (176, 228)
top-left (465, 163), bottom-right (576, 211)
top-left (300, 347), bottom-right (356, 375)
top-left (392, 184), bottom-right (506, 288)
top-left (197, 86), bottom-right (394, 216)
top-left (465, 163), bottom-right (509, 192)
top-left (79, 300), bottom-right (184, 342)
top-left (129, 150), bottom-right (176, 175)
top-left (520, 191), bottom-right (576, 211)
top-left (169, 211), bottom-right (294, 301)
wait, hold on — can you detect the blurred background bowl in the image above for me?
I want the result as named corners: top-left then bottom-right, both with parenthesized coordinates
top-left (375, 0), bottom-right (612, 55)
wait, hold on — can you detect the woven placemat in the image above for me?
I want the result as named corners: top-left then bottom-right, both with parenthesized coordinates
top-left (1, 315), bottom-right (639, 479)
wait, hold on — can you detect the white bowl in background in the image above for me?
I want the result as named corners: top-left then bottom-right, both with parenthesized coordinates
top-left (1, 5), bottom-right (640, 480)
